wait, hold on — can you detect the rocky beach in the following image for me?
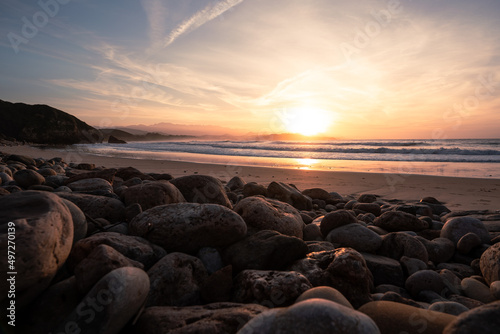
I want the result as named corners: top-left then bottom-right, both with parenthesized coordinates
top-left (1, 145), bottom-right (500, 334)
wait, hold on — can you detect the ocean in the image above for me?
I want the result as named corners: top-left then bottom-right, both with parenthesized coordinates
top-left (76, 138), bottom-right (500, 178)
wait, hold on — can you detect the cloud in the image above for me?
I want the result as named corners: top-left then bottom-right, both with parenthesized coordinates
top-left (163, 0), bottom-right (244, 47)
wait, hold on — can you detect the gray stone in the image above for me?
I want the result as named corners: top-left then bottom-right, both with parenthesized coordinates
top-left (67, 178), bottom-right (113, 195)
top-left (0, 191), bottom-right (73, 308)
top-left (326, 223), bottom-right (382, 253)
top-left (130, 203), bottom-right (247, 254)
top-left (320, 209), bottom-right (357, 236)
top-left (353, 203), bottom-right (381, 216)
top-left (60, 198), bottom-right (87, 244)
top-left (233, 270), bottom-right (312, 308)
top-left (68, 232), bottom-right (166, 270)
top-left (443, 300), bottom-right (500, 334)
top-left (267, 181), bottom-right (313, 210)
top-left (405, 270), bottom-right (446, 299)
top-left (295, 286), bottom-right (353, 308)
top-left (429, 301), bottom-right (469, 316)
top-left (74, 244), bottom-right (144, 294)
top-left (234, 196), bottom-right (304, 238)
top-left (362, 253), bottom-right (405, 287)
top-left (457, 232), bottom-right (482, 254)
top-left (227, 176), bottom-right (246, 191)
top-left (461, 277), bottom-right (495, 303)
top-left (374, 211), bottom-right (429, 232)
top-left (13, 169), bottom-right (45, 188)
top-left (242, 182), bottom-right (268, 197)
top-left (400, 256), bottom-right (427, 276)
top-left (135, 303), bottom-right (268, 334)
top-left (53, 267), bottom-right (150, 334)
top-left (491, 280), bottom-right (500, 299)
top-left (146, 252), bottom-right (208, 307)
top-left (223, 230), bottom-right (308, 272)
top-left (441, 216), bottom-right (491, 246)
top-left (480, 242), bottom-right (500, 285)
top-left (238, 299), bottom-right (380, 334)
top-left (416, 237), bottom-right (455, 264)
top-left (120, 181), bottom-right (185, 210)
top-left (291, 248), bottom-right (373, 308)
top-left (197, 247), bottom-right (224, 275)
top-left (57, 192), bottom-right (126, 223)
top-left (360, 301), bottom-right (456, 334)
top-left (171, 174), bottom-right (232, 208)
top-left (378, 232), bottom-right (429, 263)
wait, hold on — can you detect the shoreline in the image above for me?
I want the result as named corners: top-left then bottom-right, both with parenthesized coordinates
top-left (1, 144), bottom-right (499, 211)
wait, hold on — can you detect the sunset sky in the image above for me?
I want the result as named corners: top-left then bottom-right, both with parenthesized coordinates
top-left (1, 0), bottom-right (499, 138)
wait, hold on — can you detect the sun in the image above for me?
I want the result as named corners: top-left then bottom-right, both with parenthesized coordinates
top-left (284, 107), bottom-right (333, 136)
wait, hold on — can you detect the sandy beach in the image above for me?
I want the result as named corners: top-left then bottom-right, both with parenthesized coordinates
top-left (2, 144), bottom-right (499, 211)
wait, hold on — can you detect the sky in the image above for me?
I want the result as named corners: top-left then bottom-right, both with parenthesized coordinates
top-left (1, 0), bottom-right (500, 139)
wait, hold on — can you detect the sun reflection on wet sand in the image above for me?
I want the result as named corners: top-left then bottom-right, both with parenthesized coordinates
top-left (296, 158), bottom-right (319, 169)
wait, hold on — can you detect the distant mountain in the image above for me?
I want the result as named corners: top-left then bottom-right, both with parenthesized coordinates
top-left (0, 100), bottom-right (102, 145)
top-left (122, 122), bottom-right (242, 137)
top-left (99, 128), bottom-right (195, 142)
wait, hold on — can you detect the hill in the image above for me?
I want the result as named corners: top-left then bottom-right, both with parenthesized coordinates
top-left (0, 100), bottom-right (102, 145)
top-left (99, 129), bottom-right (195, 142)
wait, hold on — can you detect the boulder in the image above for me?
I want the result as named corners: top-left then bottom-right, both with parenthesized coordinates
top-left (291, 248), bottom-right (373, 308)
top-left (0, 191), bottom-right (73, 308)
top-left (13, 169), bottom-right (45, 188)
top-left (457, 232), bottom-right (482, 254)
top-left (374, 211), bottom-right (428, 232)
top-left (234, 196), bottom-right (304, 238)
top-left (56, 192), bottom-right (126, 223)
top-left (302, 188), bottom-right (333, 201)
top-left (67, 178), bottom-right (113, 195)
top-left (115, 166), bottom-right (154, 181)
top-left (64, 168), bottom-right (117, 185)
top-left (120, 181), bottom-right (186, 210)
top-left (60, 198), bottom-right (87, 244)
top-left (6, 154), bottom-right (35, 166)
top-left (378, 232), bottom-right (429, 263)
top-left (52, 267), bottom-right (150, 334)
top-left (295, 286), bottom-right (353, 309)
top-left (405, 270), bottom-right (446, 299)
top-left (73, 244), bottom-right (144, 294)
top-left (18, 277), bottom-right (80, 334)
top-left (130, 203), bottom-right (247, 254)
top-left (242, 182), bottom-right (268, 197)
top-left (68, 232), bottom-right (166, 271)
top-left (223, 230), bottom-right (308, 272)
top-left (319, 210), bottom-right (357, 237)
top-left (359, 301), bottom-right (456, 334)
top-left (353, 202), bottom-right (382, 216)
top-left (146, 252), bottom-right (208, 307)
top-left (171, 175), bottom-right (232, 208)
top-left (233, 270), bottom-right (312, 308)
top-left (362, 253), bottom-right (405, 287)
top-left (461, 277), bottom-right (495, 304)
top-left (227, 176), bottom-right (246, 191)
top-left (238, 299), bottom-right (380, 334)
top-left (444, 300), bottom-right (500, 334)
top-left (428, 301), bottom-right (469, 316)
top-left (326, 223), bottom-right (382, 253)
top-left (416, 237), bottom-right (455, 264)
top-left (480, 242), bottom-right (500, 285)
top-left (441, 216), bottom-right (491, 246)
top-left (134, 303), bottom-right (268, 334)
top-left (267, 181), bottom-right (312, 210)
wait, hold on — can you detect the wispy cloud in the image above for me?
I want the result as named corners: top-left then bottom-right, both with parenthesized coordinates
top-left (163, 0), bottom-right (244, 47)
